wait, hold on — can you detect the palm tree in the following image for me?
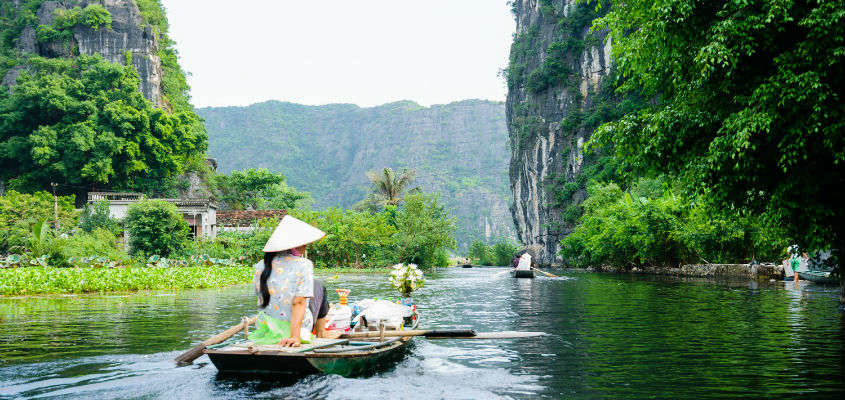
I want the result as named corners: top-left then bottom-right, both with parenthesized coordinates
top-left (365, 167), bottom-right (416, 207)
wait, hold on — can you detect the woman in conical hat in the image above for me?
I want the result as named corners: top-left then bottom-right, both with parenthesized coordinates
top-left (252, 215), bottom-right (325, 347)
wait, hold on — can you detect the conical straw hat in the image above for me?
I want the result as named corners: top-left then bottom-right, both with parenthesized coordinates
top-left (262, 215), bottom-right (326, 252)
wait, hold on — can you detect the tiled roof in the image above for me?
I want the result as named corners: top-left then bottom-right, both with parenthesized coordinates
top-left (217, 210), bottom-right (287, 226)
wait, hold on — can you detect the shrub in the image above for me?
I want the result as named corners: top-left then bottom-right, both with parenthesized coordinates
top-left (468, 239), bottom-right (519, 266)
top-left (491, 240), bottom-right (520, 266)
top-left (51, 228), bottom-right (128, 267)
top-left (0, 190), bottom-right (77, 253)
top-left (560, 179), bottom-right (786, 267)
top-left (180, 218), bottom-right (276, 265)
top-left (431, 247), bottom-right (451, 268)
top-left (80, 200), bottom-right (121, 233)
top-left (125, 200), bottom-right (188, 256)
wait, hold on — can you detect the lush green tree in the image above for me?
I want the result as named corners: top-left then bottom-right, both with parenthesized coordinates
top-left (364, 167), bottom-right (416, 208)
top-left (491, 240), bottom-right (520, 266)
top-left (592, 1), bottom-right (844, 277)
top-left (293, 208), bottom-right (398, 268)
top-left (468, 240), bottom-right (491, 265)
top-left (394, 192), bottom-right (457, 268)
top-left (214, 168), bottom-right (310, 210)
top-left (125, 199), bottom-right (188, 256)
top-left (0, 55), bottom-right (207, 195)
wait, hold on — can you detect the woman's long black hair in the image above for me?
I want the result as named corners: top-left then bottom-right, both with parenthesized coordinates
top-left (258, 252), bottom-right (277, 308)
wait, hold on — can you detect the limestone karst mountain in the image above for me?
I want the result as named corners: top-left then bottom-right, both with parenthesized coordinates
top-left (199, 100), bottom-right (516, 251)
top-left (505, 0), bottom-right (619, 265)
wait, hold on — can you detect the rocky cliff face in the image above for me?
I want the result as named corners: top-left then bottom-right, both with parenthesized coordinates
top-left (506, 0), bottom-right (613, 265)
top-left (198, 100), bottom-right (515, 251)
top-left (3, 0), bottom-right (163, 105)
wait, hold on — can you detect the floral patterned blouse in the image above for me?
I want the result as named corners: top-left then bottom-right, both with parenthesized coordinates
top-left (254, 252), bottom-right (314, 332)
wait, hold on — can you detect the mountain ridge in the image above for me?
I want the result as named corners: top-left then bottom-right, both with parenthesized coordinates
top-left (199, 98), bottom-right (515, 251)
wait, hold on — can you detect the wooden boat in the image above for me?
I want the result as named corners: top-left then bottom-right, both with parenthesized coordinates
top-left (797, 270), bottom-right (838, 284)
top-left (204, 315), bottom-right (419, 377)
top-left (460, 264), bottom-right (473, 268)
top-left (511, 269), bottom-right (535, 278)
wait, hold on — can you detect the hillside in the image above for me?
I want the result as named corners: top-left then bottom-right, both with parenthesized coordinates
top-left (198, 99), bottom-right (515, 251)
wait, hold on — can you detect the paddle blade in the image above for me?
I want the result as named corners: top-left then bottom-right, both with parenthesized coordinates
top-left (424, 331), bottom-right (546, 339)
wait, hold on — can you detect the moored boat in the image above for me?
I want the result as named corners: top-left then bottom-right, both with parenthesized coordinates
top-left (797, 270), bottom-right (838, 284)
top-left (205, 315), bottom-right (419, 377)
top-left (511, 269), bottom-right (535, 278)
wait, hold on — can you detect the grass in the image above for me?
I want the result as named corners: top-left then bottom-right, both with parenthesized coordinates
top-left (0, 266), bottom-right (254, 295)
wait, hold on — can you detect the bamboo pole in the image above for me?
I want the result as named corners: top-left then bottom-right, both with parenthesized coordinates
top-left (174, 316), bottom-right (256, 365)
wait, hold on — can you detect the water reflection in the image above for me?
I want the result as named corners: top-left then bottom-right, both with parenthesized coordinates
top-left (0, 269), bottom-right (842, 399)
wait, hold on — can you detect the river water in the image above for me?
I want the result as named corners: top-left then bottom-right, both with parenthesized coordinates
top-left (1, 268), bottom-right (842, 399)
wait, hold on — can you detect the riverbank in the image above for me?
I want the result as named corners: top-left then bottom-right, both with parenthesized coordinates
top-left (0, 266), bottom-right (396, 295)
top-left (571, 263), bottom-right (785, 280)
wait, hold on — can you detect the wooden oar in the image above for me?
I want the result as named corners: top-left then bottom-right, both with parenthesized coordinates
top-left (174, 316), bottom-right (256, 365)
top-left (494, 269), bottom-right (511, 277)
top-left (341, 329), bottom-right (545, 339)
top-left (531, 266), bottom-right (559, 278)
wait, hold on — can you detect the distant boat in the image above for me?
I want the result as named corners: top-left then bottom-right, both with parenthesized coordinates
top-left (511, 269), bottom-right (535, 278)
top-left (460, 264), bottom-right (473, 268)
top-left (797, 270), bottom-right (838, 284)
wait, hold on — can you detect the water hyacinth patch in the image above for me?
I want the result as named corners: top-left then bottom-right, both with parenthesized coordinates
top-left (67, 256), bottom-right (118, 268)
top-left (0, 266), bottom-right (254, 295)
top-left (388, 263), bottom-right (425, 297)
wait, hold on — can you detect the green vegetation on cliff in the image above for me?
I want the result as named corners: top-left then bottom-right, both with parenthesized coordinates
top-left (0, 0), bottom-right (207, 196)
top-left (0, 54), bottom-right (206, 194)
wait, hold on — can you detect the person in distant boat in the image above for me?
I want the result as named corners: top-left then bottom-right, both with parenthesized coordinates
top-left (516, 252), bottom-right (533, 271)
top-left (787, 245), bottom-right (802, 284)
top-left (511, 253), bottom-right (520, 269)
top-left (254, 215), bottom-right (326, 347)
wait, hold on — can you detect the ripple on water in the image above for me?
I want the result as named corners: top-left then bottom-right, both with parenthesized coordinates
top-left (0, 269), bottom-right (842, 399)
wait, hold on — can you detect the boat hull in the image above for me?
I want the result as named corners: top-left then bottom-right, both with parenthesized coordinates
top-left (511, 269), bottom-right (535, 278)
top-left (797, 271), bottom-right (838, 284)
top-left (206, 339), bottom-right (412, 377)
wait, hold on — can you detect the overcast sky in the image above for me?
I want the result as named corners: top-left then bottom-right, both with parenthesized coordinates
top-left (160, 0), bottom-right (515, 108)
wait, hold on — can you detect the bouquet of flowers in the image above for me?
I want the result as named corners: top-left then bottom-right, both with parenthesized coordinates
top-left (388, 263), bottom-right (425, 297)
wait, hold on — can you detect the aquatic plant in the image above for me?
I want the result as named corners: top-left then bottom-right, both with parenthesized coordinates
top-left (0, 266), bottom-right (253, 295)
top-left (67, 256), bottom-right (118, 269)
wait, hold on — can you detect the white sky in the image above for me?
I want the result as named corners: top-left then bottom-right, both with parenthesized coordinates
top-left (160, 0), bottom-right (516, 108)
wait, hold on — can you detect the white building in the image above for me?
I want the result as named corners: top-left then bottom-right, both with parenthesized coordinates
top-left (87, 192), bottom-right (217, 239)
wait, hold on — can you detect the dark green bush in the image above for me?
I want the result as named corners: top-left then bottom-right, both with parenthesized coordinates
top-left (80, 200), bottom-right (121, 234)
top-left (125, 199), bottom-right (188, 256)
